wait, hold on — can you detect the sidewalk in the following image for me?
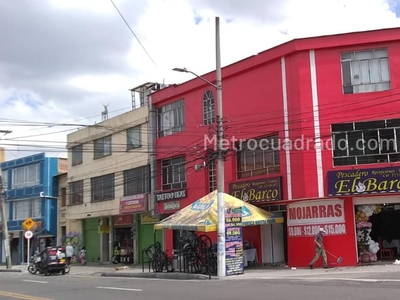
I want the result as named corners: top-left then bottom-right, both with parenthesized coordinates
top-left (2, 262), bottom-right (400, 280)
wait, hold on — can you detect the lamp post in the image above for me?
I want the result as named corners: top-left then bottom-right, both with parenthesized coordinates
top-left (173, 17), bottom-right (225, 278)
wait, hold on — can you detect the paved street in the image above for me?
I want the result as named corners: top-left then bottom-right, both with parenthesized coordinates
top-left (1, 266), bottom-right (400, 300)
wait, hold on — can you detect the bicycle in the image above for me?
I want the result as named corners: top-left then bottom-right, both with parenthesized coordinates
top-left (152, 242), bottom-right (173, 273)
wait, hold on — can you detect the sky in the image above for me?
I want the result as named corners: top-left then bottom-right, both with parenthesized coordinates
top-left (0, 0), bottom-right (400, 161)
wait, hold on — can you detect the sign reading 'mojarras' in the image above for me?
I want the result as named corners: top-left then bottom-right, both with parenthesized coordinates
top-left (328, 167), bottom-right (400, 196)
top-left (229, 177), bottom-right (282, 203)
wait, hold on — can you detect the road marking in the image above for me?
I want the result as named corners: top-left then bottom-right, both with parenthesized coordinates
top-left (96, 286), bottom-right (143, 292)
top-left (0, 290), bottom-right (53, 300)
top-left (259, 276), bottom-right (400, 282)
top-left (22, 280), bottom-right (48, 284)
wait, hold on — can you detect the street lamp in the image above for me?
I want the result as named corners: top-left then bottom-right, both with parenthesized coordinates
top-left (172, 17), bottom-right (225, 278)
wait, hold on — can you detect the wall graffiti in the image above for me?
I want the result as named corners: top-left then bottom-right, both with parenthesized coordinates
top-left (61, 232), bottom-right (82, 247)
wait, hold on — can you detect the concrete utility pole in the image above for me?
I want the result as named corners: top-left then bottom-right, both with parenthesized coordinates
top-left (172, 17), bottom-right (226, 278)
top-left (0, 177), bottom-right (11, 268)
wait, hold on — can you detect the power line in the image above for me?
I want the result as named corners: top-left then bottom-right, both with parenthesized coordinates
top-left (109, 0), bottom-right (158, 68)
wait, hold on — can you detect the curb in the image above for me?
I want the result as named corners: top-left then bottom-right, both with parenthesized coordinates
top-left (0, 269), bottom-right (22, 273)
top-left (100, 272), bottom-right (217, 280)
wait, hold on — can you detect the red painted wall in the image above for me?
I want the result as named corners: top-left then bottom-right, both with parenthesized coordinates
top-left (287, 198), bottom-right (357, 267)
top-left (242, 226), bottom-right (262, 263)
top-left (152, 28), bottom-right (400, 263)
top-left (314, 40), bottom-right (400, 177)
top-left (155, 58), bottom-right (286, 216)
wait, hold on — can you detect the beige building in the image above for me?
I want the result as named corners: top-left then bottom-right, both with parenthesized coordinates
top-left (66, 84), bottom-right (161, 264)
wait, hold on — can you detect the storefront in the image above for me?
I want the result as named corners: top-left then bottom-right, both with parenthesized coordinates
top-left (117, 193), bottom-right (153, 264)
top-left (137, 212), bottom-right (162, 263)
top-left (328, 166), bottom-right (400, 264)
top-left (112, 214), bottom-right (134, 264)
top-left (287, 166), bottom-right (400, 268)
top-left (229, 176), bottom-right (287, 265)
top-left (83, 218), bottom-right (100, 263)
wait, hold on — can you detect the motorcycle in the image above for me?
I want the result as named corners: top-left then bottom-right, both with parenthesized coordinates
top-left (27, 253), bottom-right (40, 274)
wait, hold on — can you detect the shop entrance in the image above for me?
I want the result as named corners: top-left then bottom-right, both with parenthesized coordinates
top-left (355, 202), bottom-right (400, 263)
top-left (113, 227), bottom-right (133, 264)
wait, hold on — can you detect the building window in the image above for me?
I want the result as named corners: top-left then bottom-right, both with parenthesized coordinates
top-left (208, 159), bottom-right (217, 193)
top-left (69, 180), bottom-right (83, 205)
top-left (157, 99), bottom-right (185, 137)
top-left (331, 118), bottom-right (400, 166)
top-left (94, 135), bottom-right (112, 159)
top-left (12, 164), bottom-right (40, 189)
top-left (91, 173), bottom-right (115, 202)
top-left (123, 165), bottom-right (150, 196)
top-left (127, 126), bottom-right (141, 149)
top-left (236, 135), bottom-right (280, 179)
top-left (61, 187), bottom-right (67, 207)
top-left (203, 90), bottom-right (215, 125)
top-left (341, 48), bottom-right (390, 94)
top-left (71, 145), bottom-right (83, 165)
top-left (13, 198), bottom-right (41, 220)
top-left (161, 156), bottom-right (187, 190)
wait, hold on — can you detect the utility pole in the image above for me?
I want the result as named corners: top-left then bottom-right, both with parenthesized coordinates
top-left (215, 16), bottom-right (226, 278)
top-left (0, 177), bottom-right (11, 268)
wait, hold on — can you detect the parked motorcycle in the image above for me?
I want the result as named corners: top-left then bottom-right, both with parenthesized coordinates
top-left (27, 253), bottom-right (40, 274)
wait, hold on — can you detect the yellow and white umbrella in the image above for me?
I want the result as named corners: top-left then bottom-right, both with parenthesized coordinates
top-left (154, 190), bottom-right (284, 232)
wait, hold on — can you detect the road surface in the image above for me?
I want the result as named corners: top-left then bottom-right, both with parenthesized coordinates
top-left (0, 270), bottom-right (400, 300)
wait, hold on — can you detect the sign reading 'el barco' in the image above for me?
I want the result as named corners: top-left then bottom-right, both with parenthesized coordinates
top-left (229, 177), bottom-right (282, 203)
top-left (156, 189), bottom-right (187, 201)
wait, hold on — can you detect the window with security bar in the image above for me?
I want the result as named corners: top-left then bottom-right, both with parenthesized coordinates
top-left (94, 135), bottom-right (112, 159)
top-left (161, 156), bottom-right (186, 190)
top-left (341, 48), bottom-right (391, 94)
top-left (203, 90), bottom-right (215, 125)
top-left (331, 118), bottom-right (400, 166)
top-left (91, 173), bottom-right (115, 202)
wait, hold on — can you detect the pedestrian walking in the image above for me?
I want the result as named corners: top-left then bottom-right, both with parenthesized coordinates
top-left (65, 242), bottom-right (74, 266)
top-left (79, 246), bottom-right (86, 265)
top-left (309, 228), bottom-right (328, 269)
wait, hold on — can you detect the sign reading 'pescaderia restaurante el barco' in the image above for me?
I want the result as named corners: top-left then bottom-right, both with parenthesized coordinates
top-left (328, 167), bottom-right (400, 196)
top-left (228, 177), bottom-right (282, 203)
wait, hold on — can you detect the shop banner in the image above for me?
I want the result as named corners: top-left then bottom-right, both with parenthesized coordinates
top-left (229, 177), bottom-right (282, 203)
top-left (225, 207), bottom-right (244, 276)
top-left (287, 199), bottom-right (346, 238)
top-left (328, 167), bottom-right (400, 196)
top-left (119, 194), bottom-right (147, 214)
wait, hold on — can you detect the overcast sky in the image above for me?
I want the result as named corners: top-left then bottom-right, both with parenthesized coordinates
top-left (0, 0), bottom-right (400, 161)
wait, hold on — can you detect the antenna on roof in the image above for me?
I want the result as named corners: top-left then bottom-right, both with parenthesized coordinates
top-left (101, 103), bottom-right (109, 121)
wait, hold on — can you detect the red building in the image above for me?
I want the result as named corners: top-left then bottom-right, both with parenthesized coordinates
top-left (151, 27), bottom-right (400, 268)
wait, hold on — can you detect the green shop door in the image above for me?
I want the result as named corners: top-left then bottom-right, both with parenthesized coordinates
top-left (137, 217), bottom-right (162, 263)
top-left (83, 218), bottom-right (100, 263)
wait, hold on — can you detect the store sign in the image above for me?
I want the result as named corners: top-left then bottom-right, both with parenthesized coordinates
top-left (225, 207), bottom-right (244, 276)
top-left (141, 213), bottom-right (159, 224)
top-left (287, 199), bottom-right (346, 238)
top-left (328, 167), bottom-right (400, 196)
top-left (229, 177), bottom-right (282, 203)
top-left (156, 189), bottom-right (187, 201)
top-left (164, 201), bottom-right (180, 211)
top-left (119, 194), bottom-right (147, 214)
top-left (98, 225), bottom-right (110, 234)
top-left (113, 215), bottom-right (133, 226)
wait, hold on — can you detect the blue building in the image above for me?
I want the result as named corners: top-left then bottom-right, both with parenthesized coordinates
top-left (0, 153), bottom-right (64, 264)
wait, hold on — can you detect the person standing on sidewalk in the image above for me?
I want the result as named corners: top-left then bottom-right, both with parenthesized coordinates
top-left (79, 246), bottom-right (86, 265)
top-left (65, 242), bottom-right (74, 266)
top-left (309, 228), bottom-right (328, 269)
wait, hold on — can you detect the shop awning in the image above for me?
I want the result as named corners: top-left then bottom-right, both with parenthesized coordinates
top-left (154, 190), bottom-right (284, 232)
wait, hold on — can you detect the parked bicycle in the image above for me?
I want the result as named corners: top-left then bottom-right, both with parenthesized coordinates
top-left (150, 242), bottom-right (173, 273)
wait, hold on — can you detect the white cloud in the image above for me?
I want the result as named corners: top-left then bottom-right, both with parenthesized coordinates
top-left (1, 0), bottom-right (400, 160)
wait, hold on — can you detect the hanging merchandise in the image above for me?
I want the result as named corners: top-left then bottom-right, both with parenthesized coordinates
top-left (355, 204), bottom-right (382, 262)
